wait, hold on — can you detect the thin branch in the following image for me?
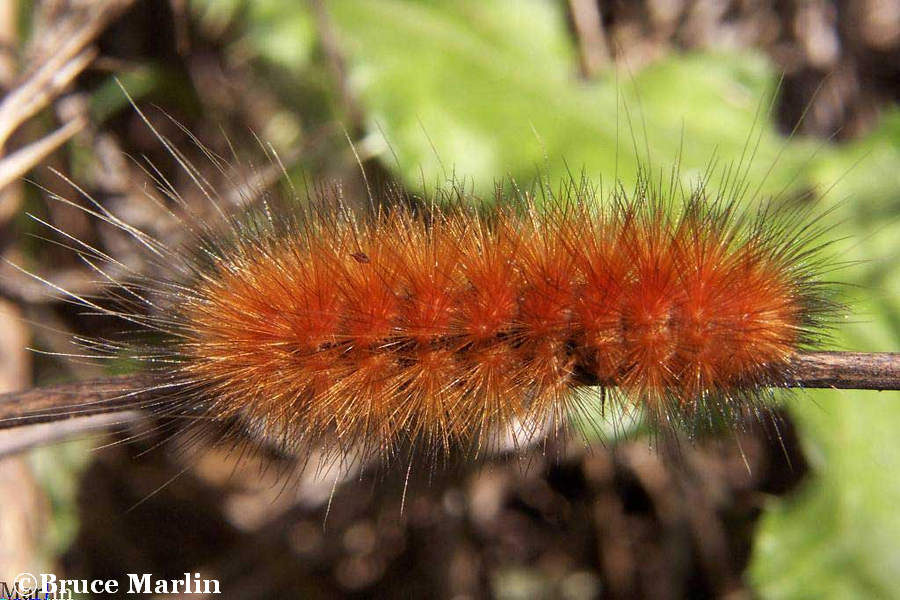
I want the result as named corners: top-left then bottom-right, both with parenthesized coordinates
top-left (311, 0), bottom-right (366, 132)
top-left (0, 0), bottom-right (134, 149)
top-left (0, 373), bottom-right (155, 430)
top-left (571, 351), bottom-right (900, 390)
top-left (0, 0), bottom-right (134, 196)
top-left (0, 46), bottom-right (94, 148)
top-left (788, 351), bottom-right (900, 390)
top-left (567, 0), bottom-right (610, 78)
top-left (0, 117), bottom-right (85, 190)
top-left (0, 410), bottom-right (142, 457)
top-left (0, 352), bottom-right (897, 435)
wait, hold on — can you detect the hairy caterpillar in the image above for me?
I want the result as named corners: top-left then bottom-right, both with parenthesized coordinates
top-left (9, 114), bottom-right (839, 471)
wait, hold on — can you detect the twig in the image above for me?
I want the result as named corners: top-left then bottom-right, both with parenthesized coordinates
top-left (788, 351), bottom-right (900, 390)
top-left (311, 0), bottom-right (365, 131)
top-left (0, 117), bottom-right (84, 190)
top-left (571, 351), bottom-right (900, 391)
top-left (567, 0), bottom-right (610, 78)
top-left (0, 0), bottom-right (134, 193)
top-left (0, 352), bottom-right (897, 435)
top-left (0, 40), bottom-right (92, 148)
top-left (0, 0), bottom-right (134, 148)
top-left (0, 410), bottom-right (142, 457)
top-left (0, 373), bottom-right (155, 430)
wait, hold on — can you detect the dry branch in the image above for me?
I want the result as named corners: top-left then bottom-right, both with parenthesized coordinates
top-left (0, 373), bottom-right (155, 429)
top-left (788, 351), bottom-right (900, 390)
top-left (0, 352), bottom-right (896, 437)
top-left (567, 0), bottom-right (610, 78)
top-left (0, 0), bottom-right (135, 192)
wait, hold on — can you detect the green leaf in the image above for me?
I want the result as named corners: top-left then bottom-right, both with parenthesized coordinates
top-left (329, 0), bottom-right (817, 200)
top-left (191, 0), bottom-right (317, 70)
top-left (749, 111), bottom-right (900, 599)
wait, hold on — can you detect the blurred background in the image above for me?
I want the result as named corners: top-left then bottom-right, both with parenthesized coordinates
top-left (0, 0), bottom-right (899, 598)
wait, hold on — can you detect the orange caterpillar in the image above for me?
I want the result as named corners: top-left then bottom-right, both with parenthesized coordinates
top-left (76, 171), bottom-right (831, 466)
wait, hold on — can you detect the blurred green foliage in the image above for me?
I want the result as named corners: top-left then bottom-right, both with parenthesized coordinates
top-left (129, 0), bottom-right (900, 597)
top-left (330, 0), bottom-right (813, 197)
top-left (752, 114), bottom-right (900, 599)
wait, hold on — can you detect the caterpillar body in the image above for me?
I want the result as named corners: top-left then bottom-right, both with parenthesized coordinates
top-left (52, 156), bottom-right (834, 467)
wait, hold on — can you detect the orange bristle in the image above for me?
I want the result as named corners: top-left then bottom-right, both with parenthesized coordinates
top-left (100, 175), bottom-right (833, 468)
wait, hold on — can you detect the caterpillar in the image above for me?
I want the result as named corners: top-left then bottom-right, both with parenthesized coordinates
top-left (12, 129), bottom-right (837, 469)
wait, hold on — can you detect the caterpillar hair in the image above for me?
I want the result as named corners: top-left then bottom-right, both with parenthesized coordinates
top-left (2, 104), bottom-right (900, 473)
